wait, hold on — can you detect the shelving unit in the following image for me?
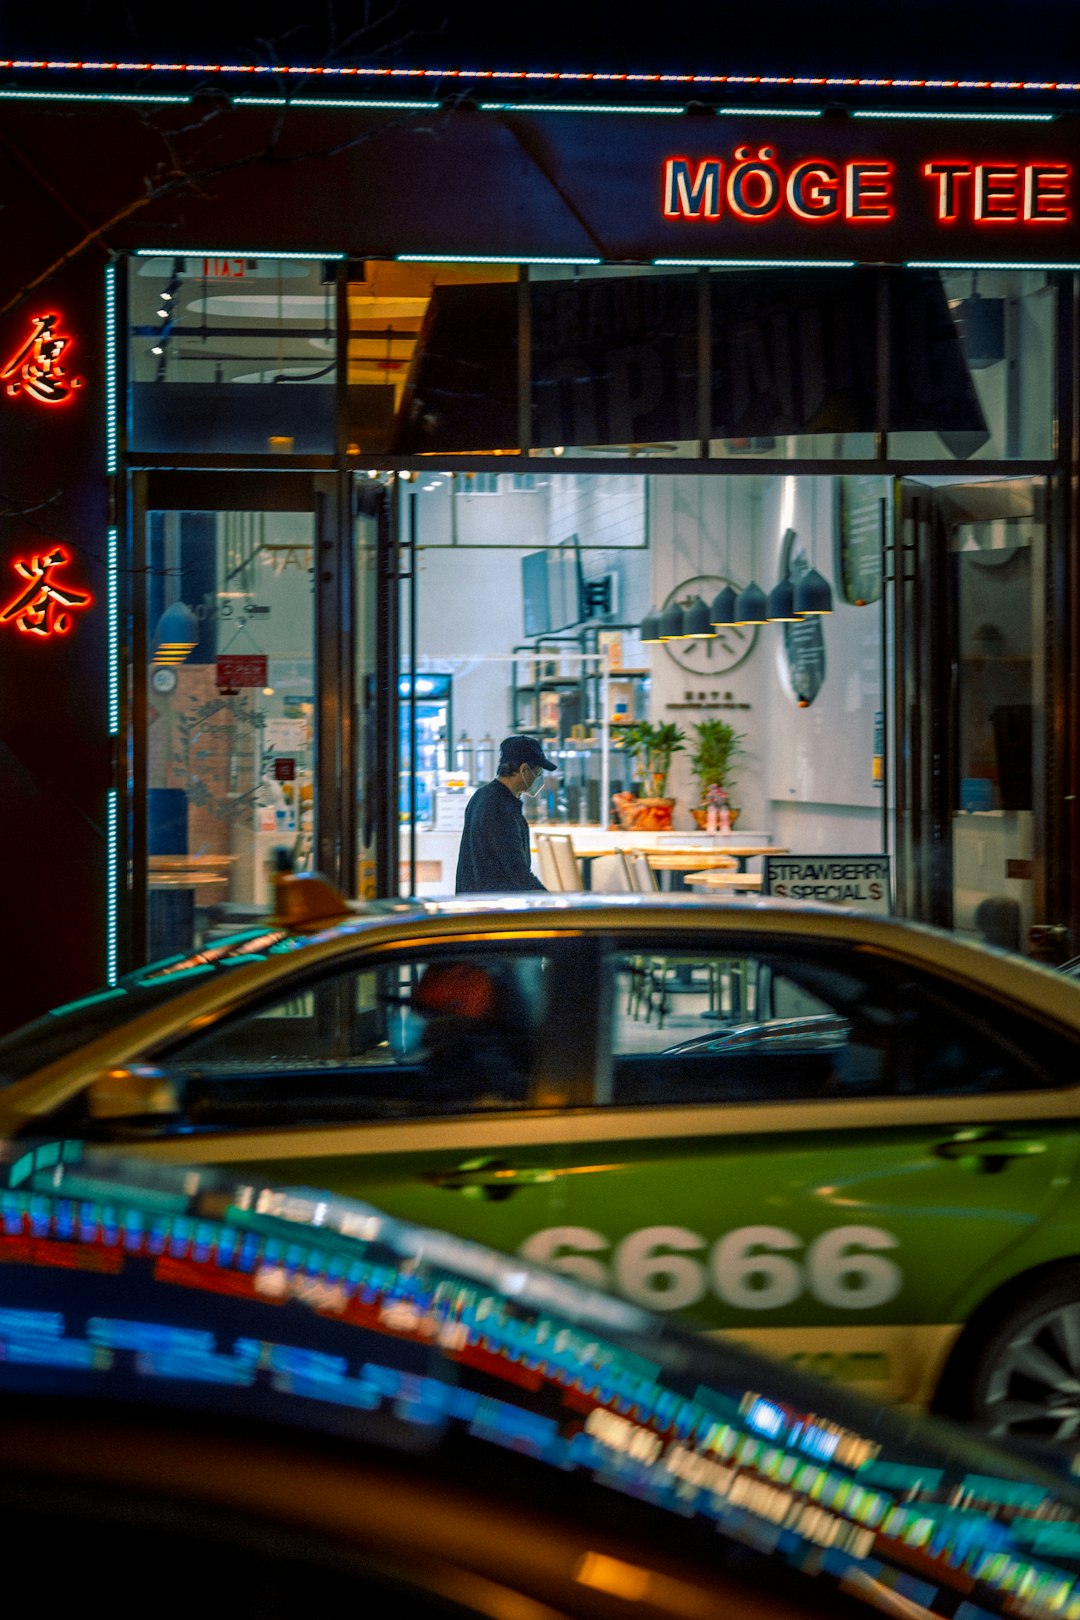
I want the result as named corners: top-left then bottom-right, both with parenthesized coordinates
top-left (510, 625), bottom-right (651, 824)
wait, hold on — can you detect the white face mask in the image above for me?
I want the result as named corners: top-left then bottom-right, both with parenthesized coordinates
top-left (524, 765), bottom-right (547, 797)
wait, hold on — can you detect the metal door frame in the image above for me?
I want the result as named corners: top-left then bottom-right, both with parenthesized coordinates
top-left (128, 468), bottom-right (365, 968)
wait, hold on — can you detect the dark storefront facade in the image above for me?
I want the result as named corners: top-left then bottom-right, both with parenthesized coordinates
top-left (0, 60), bottom-right (1078, 1032)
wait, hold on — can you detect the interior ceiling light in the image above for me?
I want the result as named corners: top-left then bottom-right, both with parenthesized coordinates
top-left (658, 601), bottom-right (685, 640)
top-left (793, 567), bottom-right (833, 615)
top-left (732, 581), bottom-right (768, 625)
top-left (639, 607), bottom-right (662, 643)
top-left (681, 595), bottom-right (715, 639)
top-left (710, 584), bottom-right (738, 626)
top-left (765, 577), bottom-right (801, 621)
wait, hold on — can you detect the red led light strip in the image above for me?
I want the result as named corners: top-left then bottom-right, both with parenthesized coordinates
top-left (0, 60), bottom-right (1077, 92)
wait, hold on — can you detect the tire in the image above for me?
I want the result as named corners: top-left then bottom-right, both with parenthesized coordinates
top-left (963, 1273), bottom-right (1080, 1443)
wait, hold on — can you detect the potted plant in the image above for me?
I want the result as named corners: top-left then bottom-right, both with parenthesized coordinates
top-left (611, 721), bottom-right (685, 830)
top-left (688, 719), bottom-right (745, 830)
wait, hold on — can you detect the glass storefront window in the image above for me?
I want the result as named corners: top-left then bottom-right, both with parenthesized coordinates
top-left (351, 259), bottom-right (520, 457)
top-left (708, 268), bottom-right (878, 461)
top-left (128, 257), bottom-right (338, 453)
top-left (145, 508), bottom-right (315, 958)
top-left (888, 272), bottom-right (1054, 461)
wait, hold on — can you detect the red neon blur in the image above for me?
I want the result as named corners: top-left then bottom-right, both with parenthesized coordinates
top-left (923, 160), bottom-right (1072, 224)
top-left (1, 311), bottom-right (84, 405)
top-left (0, 546), bottom-right (93, 638)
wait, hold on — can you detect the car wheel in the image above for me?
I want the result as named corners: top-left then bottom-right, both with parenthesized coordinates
top-left (966, 1274), bottom-right (1080, 1443)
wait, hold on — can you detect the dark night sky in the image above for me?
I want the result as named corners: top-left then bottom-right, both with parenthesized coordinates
top-left (3, 0), bottom-right (1079, 81)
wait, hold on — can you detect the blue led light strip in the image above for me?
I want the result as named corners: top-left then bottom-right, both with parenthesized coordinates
top-left (107, 527), bottom-right (119, 737)
top-left (396, 254), bottom-right (603, 265)
top-left (106, 789), bottom-right (118, 986)
top-left (653, 258), bottom-right (858, 269)
top-left (134, 248), bottom-right (347, 260)
top-left (852, 109), bottom-right (1056, 121)
top-left (906, 259), bottom-right (1080, 269)
top-left (105, 263), bottom-right (117, 475)
top-left (714, 107), bottom-right (824, 117)
top-left (232, 95), bottom-right (438, 109)
top-left (0, 88), bottom-right (192, 103)
top-left (478, 102), bottom-right (687, 114)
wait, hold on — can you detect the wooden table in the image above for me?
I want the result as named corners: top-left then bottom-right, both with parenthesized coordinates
top-left (684, 869), bottom-right (764, 891)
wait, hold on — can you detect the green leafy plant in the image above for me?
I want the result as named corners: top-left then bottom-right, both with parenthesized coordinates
top-left (613, 721), bottom-right (687, 797)
top-left (688, 719), bottom-right (745, 803)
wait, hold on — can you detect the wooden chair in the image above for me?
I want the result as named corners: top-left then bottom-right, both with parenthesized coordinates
top-left (535, 834), bottom-right (561, 890)
top-left (537, 832), bottom-right (583, 892)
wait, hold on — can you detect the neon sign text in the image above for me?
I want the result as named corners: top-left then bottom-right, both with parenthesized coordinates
top-left (922, 161), bottom-right (1070, 222)
top-left (662, 150), bottom-right (1073, 229)
top-left (664, 150), bottom-right (894, 224)
top-left (1, 547), bottom-right (92, 637)
top-left (1, 312), bottom-right (84, 405)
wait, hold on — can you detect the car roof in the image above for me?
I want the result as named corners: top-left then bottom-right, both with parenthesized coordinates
top-left (5, 1141), bottom-right (1080, 1617)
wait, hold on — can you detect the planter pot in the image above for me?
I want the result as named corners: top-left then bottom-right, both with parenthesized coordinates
top-left (614, 795), bottom-right (675, 831)
top-left (691, 805), bottom-right (740, 831)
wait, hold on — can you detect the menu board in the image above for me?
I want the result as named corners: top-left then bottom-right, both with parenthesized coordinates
top-left (836, 476), bottom-right (886, 607)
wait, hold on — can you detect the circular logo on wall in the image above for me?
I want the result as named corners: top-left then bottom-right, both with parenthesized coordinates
top-left (660, 575), bottom-right (759, 676)
top-left (777, 532), bottom-right (826, 708)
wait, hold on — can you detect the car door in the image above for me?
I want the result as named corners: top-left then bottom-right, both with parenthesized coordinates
top-left (510, 932), bottom-right (1080, 1407)
top-left (100, 932), bottom-right (603, 1264)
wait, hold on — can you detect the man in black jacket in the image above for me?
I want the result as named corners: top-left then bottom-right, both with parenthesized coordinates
top-left (455, 735), bottom-right (556, 892)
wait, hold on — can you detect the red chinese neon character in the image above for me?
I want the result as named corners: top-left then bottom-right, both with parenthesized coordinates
top-left (1, 547), bottom-right (92, 637)
top-left (1, 312), bottom-right (84, 405)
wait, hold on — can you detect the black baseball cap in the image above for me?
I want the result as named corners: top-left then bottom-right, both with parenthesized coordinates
top-left (499, 735), bottom-right (557, 772)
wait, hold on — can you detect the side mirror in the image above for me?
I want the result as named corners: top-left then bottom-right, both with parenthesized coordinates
top-left (86, 1065), bottom-right (181, 1121)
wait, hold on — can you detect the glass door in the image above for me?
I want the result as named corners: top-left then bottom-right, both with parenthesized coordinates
top-left (894, 476), bottom-right (1051, 950)
top-left (130, 470), bottom-right (376, 965)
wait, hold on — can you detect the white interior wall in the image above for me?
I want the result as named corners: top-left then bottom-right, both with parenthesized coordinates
top-left (647, 474), bottom-right (884, 850)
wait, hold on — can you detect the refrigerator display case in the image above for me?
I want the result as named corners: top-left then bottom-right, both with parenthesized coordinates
top-left (399, 672), bottom-right (452, 825)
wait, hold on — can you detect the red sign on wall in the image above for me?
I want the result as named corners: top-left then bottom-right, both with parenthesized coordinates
top-left (1, 546), bottom-right (92, 637)
top-left (216, 654), bottom-right (267, 690)
top-left (273, 757), bottom-right (296, 781)
top-left (1, 312), bottom-right (84, 406)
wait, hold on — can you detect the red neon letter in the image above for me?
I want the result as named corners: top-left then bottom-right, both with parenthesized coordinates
top-left (663, 157), bottom-right (723, 219)
top-left (786, 160), bottom-right (841, 219)
top-left (923, 161), bottom-right (973, 222)
top-left (1024, 163), bottom-right (1072, 222)
top-left (975, 165), bottom-right (1022, 221)
top-left (845, 162), bottom-right (894, 221)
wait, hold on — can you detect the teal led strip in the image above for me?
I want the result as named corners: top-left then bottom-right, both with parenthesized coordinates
top-left (479, 102), bottom-right (687, 114)
top-left (134, 248), bottom-right (347, 260)
top-left (396, 253), bottom-right (602, 264)
top-left (107, 527), bottom-right (119, 737)
top-left (653, 257), bottom-right (858, 268)
top-left (907, 259), bottom-right (1080, 269)
top-left (232, 95), bottom-right (438, 109)
top-left (0, 87), bottom-right (192, 103)
top-left (714, 107), bottom-right (824, 117)
top-left (852, 109), bottom-right (1056, 121)
top-left (105, 263), bottom-right (117, 475)
top-left (106, 789), bottom-right (118, 986)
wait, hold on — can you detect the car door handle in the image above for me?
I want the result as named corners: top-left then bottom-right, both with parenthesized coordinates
top-left (423, 1157), bottom-right (619, 1200)
top-left (933, 1131), bottom-right (1048, 1165)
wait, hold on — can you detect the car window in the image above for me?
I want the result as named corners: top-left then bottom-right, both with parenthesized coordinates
top-left (152, 945), bottom-right (553, 1126)
top-left (604, 941), bottom-right (1068, 1106)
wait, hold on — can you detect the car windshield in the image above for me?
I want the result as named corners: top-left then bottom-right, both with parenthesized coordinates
top-left (0, 927), bottom-right (313, 1087)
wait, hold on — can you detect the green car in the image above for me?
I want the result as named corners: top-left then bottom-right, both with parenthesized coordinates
top-left (4, 880), bottom-right (1080, 1440)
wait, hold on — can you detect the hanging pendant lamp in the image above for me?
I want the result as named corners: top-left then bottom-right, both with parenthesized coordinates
top-left (710, 583), bottom-right (738, 626)
top-left (640, 607), bottom-right (663, 643)
top-left (765, 577), bottom-right (801, 622)
top-left (658, 600), bottom-right (685, 640)
top-left (733, 581), bottom-right (768, 625)
top-left (793, 567), bottom-right (833, 616)
top-left (681, 595), bottom-right (715, 639)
